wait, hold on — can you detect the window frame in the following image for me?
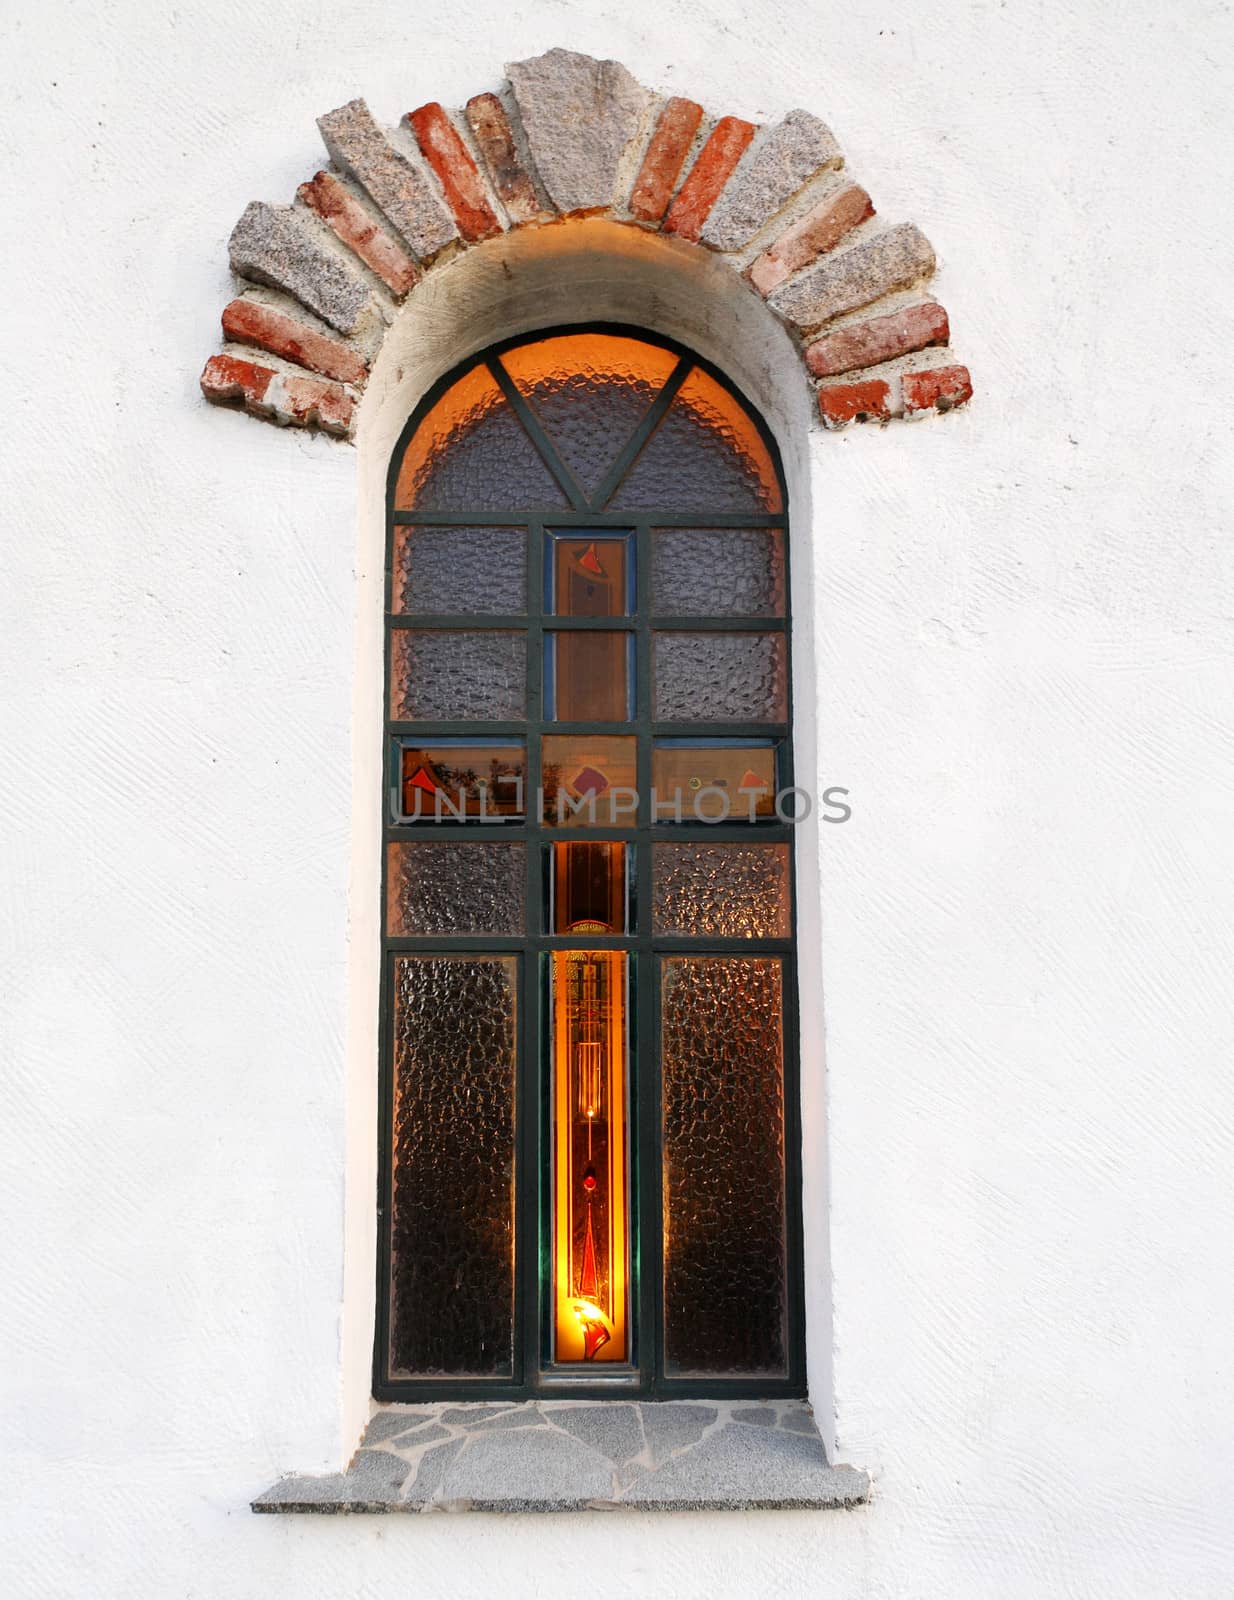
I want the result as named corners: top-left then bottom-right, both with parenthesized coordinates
top-left (375, 323), bottom-right (806, 1402)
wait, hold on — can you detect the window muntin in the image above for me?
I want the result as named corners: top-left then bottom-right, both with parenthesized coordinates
top-left (379, 326), bottom-right (802, 1399)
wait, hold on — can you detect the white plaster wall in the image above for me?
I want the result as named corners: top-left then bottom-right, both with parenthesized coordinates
top-left (2, 1), bottom-right (1232, 1595)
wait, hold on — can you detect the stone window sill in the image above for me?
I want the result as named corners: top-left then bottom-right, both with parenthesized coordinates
top-left (253, 1398), bottom-right (870, 1514)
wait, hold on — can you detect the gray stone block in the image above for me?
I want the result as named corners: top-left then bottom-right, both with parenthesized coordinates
top-left (778, 1403), bottom-right (821, 1434)
top-left (438, 1404), bottom-right (520, 1425)
top-left (732, 1406), bottom-right (778, 1427)
top-left (547, 1403), bottom-right (644, 1464)
top-left (639, 1402), bottom-right (716, 1466)
top-left (360, 1407), bottom-right (435, 1444)
top-left (507, 48), bottom-right (652, 214)
top-left (700, 110), bottom-right (842, 252)
top-left (228, 202), bottom-right (375, 335)
top-left (318, 98), bottom-right (457, 261)
top-left (619, 1423), bottom-right (866, 1510)
top-left (437, 1425), bottom-right (614, 1510)
top-left (387, 1422), bottom-right (449, 1451)
top-left (768, 222), bottom-right (937, 332)
top-left (404, 1436), bottom-right (466, 1501)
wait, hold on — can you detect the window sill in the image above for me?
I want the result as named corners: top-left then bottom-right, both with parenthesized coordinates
top-left (253, 1399), bottom-right (869, 1514)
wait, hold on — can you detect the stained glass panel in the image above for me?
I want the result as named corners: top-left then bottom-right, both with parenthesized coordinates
top-left (390, 631), bottom-right (525, 722)
top-left (653, 632), bottom-right (787, 723)
top-left (660, 956), bottom-right (788, 1376)
top-left (651, 741), bottom-right (778, 822)
top-left (545, 632), bottom-right (633, 721)
top-left (653, 844), bottom-right (790, 938)
top-left (395, 742), bottom-right (525, 823)
top-left (541, 735), bottom-right (638, 828)
top-left (389, 955), bottom-right (518, 1377)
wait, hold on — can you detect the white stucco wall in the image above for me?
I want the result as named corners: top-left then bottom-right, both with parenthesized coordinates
top-left (3, 1), bottom-right (1233, 1595)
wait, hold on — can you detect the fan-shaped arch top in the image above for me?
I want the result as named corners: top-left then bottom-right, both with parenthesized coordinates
top-left (200, 49), bottom-right (972, 441)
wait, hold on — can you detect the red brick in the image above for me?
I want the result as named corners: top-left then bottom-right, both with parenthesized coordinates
top-left (629, 96), bottom-right (704, 224)
top-left (297, 171), bottom-right (418, 295)
top-left (748, 185), bottom-right (874, 295)
top-left (663, 116), bottom-right (756, 242)
top-left (407, 102), bottom-right (501, 243)
top-left (817, 378), bottom-right (893, 429)
top-left (465, 92), bottom-right (541, 225)
top-left (200, 354), bottom-right (355, 437)
top-left (221, 299), bottom-right (367, 387)
top-left (806, 303), bottom-right (950, 378)
top-left (902, 364), bottom-right (973, 415)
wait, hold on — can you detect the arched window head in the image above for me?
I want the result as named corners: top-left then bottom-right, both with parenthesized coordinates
top-left (379, 326), bottom-right (803, 1401)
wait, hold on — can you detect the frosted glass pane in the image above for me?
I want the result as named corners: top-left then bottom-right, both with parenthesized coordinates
top-left (500, 333), bottom-right (678, 498)
top-left (394, 363), bottom-right (570, 513)
top-left (660, 956), bottom-right (787, 1376)
top-left (393, 525), bottom-right (526, 615)
top-left (387, 843), bottom-right (525, 935)
top-left (389, 955), bottom-right (517, 1377)
top-left (653, 844), bottom-right (790, 938)
top-left (652, 528), bottom-right (785, 617)
top-left (654, 633), bottom-right (787, 722)
top-left (391, 631), bottom-right (525, 722)
top-left (608, 367), bottom-right (783, 514)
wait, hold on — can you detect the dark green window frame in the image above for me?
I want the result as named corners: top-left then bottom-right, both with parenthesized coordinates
top-left (375, 324), bottom-right (806, 1402)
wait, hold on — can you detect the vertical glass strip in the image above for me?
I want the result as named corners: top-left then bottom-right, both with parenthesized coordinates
top-left (388, 955), bottom-right (517, 1377)
top-left (660, 956), bottom-right (788, 1376)
top-left (551, 950), bottom-right (630, 1364)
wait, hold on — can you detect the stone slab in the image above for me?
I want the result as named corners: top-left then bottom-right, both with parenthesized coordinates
top-left (227, 202), bottom-right (375, 335)
top-left (507, 48), bottom-right (652, 214)
top-left (700, 110), bottom-right (842, 252)
top-left (253, 1398), bottom-right (869, 1514)
top-left (318, 98), bottom-right (457, 261)
top-left (768, 222), bottom-right (937, 332)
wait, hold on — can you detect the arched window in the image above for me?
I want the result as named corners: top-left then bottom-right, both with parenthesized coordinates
top-left (379, 326), bottom-right (803, 1400)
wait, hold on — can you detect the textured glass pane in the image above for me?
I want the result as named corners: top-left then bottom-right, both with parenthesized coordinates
top-left (652, 528), bottom-right (785, 617)
top-left (541, 735), bottom-right (638, 827)
top-left (551, 842), bottom-right (629, 933)
top-left (652, 741), bottom-right (778, 822)
top-left (660, 957), bottom-right (787, 1376)
top-left (547, 533), bottom-right (632, 617)
top-left (394, 363), bottom-right (570, 513)
top-left (396, 742), bottom-right (525, 822)
top-left (654, 633), bottom-right (787, 722)
top-left (546, 632), bottom-right (633, 721)
top-left (500, 333), bottom-right (678, 499)
top-left (389, 956), bottom-right (517, 1377)
top-left (391, 631), bottom-right (525, 722)
top-left (608, 367), bottom-right (783, 514)
top-left (653, 845), bottom-right (790, 938)
top-left (387, 843), bottom-right (525, 936)
top-left (393, 525), bottom-right (526, 615)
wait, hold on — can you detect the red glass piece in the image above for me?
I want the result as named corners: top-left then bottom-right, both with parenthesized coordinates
top-left (570, 766), bottom-right (609, 797)
top-left (578, 541), bottom-right (605, 577)
top-left (739, 769), bottom-right (766, 790)
top-left (580, 1206), bottom-right (599, 1298)
top-left (408, 764), bottom-right (441, 794)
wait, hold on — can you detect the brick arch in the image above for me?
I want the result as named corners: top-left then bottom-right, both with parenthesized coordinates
top-left (200, 48), bottom-right (973, 441)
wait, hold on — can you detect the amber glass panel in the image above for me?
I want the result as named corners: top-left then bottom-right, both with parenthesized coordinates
top-left (546, 632), bottom-right (632, 722)
top-left (390, 631), bottom-right (525, 722)
top-left (548, 534), bottom-right (631, 617)
top-left (394, 363), bottom-right (569, 513)
top-left (652, 742), bottom-right (777, 822)
top-left (396, 742), bottom-right (525, 822)
top-left (654, 632), bottom-right (787, 723)
top-left (500, 333), bottom-right (678, 499)
top-left (652, 528), bottom-right (785, 617)
top-left (608, 367), bottom-right (783, 514)
top-left (660, 956), bottom-right (787, 1376)
top-left (653, 844), bottom-right (790, 938)
top-left (389, 955), bottom-right (517, 1376)
top-left (551, 842), bottom-right (629, 934)
top-left (392, 525), bottom-right (526, 615)
top-left (552, 950), bottom-right (630, 1364)
top-left (387, 843), bottom-right (525, 936)
top-left (541, 735), bottom-right (638, 827)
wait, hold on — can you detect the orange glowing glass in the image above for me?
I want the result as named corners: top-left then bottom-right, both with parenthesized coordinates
top-left (552, 949), bottom-right (629, 1364)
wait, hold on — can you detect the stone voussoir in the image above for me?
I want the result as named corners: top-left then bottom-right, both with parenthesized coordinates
top-left (769, 221), bottom-right (937, 332)
top-left (318, 97), bottom-right (458, 261)
top-left (507, 46), bottom-right (653, 214)
top-left (228, 201), bottom-right (376, 336)
top-left (203, 50), bottom-right (971, 440)
top-left (700, 109), bottom-right (843, 253)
